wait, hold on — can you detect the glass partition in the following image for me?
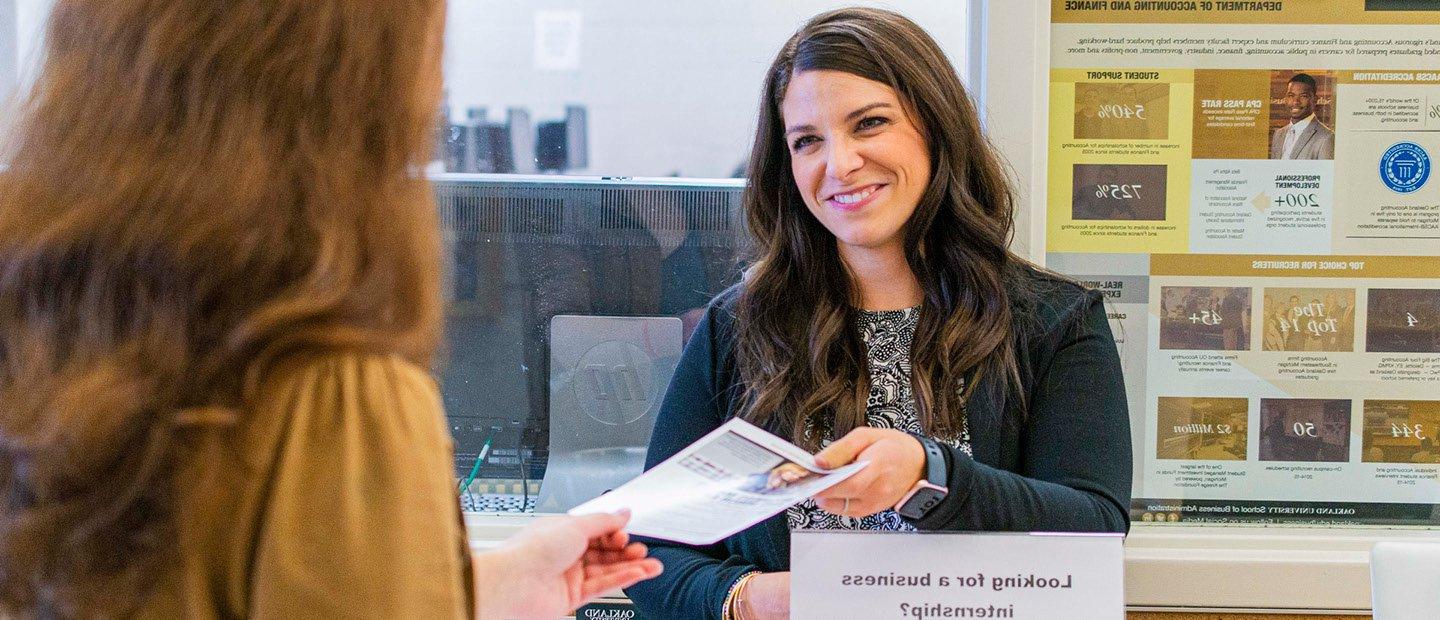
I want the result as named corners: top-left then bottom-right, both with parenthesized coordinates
top-left (438, 175), bottom-right (746, 512)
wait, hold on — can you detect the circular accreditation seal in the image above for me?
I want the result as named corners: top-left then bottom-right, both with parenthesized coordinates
top-left (1379, 142), bottom-right (1430, 194)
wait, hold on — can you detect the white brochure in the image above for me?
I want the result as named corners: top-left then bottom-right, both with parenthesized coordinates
top-left (568, 418), bottom-right (867, 545)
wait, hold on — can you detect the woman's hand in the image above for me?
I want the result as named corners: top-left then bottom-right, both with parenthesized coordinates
top-left (739, 572), bottom-right (791, 619)
top-left (812, 428), bottom-right (926, 517)
top-left (474, 510), bottom-right (663, 619)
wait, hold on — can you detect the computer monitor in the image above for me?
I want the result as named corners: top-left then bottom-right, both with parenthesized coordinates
top-left (434, 174), bottom-right (747, 502)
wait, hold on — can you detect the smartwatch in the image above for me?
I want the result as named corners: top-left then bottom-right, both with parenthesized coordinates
top-left (894, 434), bottom-right (948, 520)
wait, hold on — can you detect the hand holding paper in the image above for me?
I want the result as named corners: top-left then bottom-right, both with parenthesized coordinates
top-left (812, 427), bottom-right (928, 518)
top-left (569, 418), bottom-right (867, 545)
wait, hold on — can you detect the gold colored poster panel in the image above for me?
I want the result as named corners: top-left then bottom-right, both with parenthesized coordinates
top-left (1053, 0), bottom-right (1440, 25)
top-left (1192, 70), bottom-right (1269, 160)
top-left (1156, 397), bottom-right (1249, 461)
top-left (1075, 82), bottom-right (1171, 140)
top-left (1363, 400), bottom-right (1440, 464)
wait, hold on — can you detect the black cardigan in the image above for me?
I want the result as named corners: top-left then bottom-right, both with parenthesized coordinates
top-left (623, 266), bottom-right (1132, 619)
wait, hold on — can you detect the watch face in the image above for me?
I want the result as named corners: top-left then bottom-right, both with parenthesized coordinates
top-left (900, 486), bottom-right (947, 519)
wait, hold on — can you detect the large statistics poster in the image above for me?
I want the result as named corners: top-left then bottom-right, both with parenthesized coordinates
top-left (1049, 1), bottom-right (1440, 525)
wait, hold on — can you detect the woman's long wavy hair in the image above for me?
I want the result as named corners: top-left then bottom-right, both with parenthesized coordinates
top-left (737, 7), bottom-right (1025, 449)
top-left (0, 0), bottom-right (446, 615)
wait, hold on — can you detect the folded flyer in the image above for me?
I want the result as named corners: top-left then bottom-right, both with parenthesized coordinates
top-left (568, 418), bottom-right (867, 545)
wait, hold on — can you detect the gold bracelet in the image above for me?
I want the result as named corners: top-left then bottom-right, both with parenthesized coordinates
top-left (723, 571), bottom-right (760, 620)
top-left (735, 572), bottom-right (759, 620)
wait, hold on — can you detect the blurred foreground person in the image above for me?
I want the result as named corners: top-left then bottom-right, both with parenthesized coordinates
top-left (0, 1), bottom-right (657, 617)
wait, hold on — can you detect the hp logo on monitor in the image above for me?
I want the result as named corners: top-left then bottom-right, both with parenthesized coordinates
top-left (572, 340), bottom-right (654, 426)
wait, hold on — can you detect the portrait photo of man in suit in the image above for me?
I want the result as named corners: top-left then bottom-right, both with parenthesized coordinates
top-left (1270, 72), bottom-right (1335, 160)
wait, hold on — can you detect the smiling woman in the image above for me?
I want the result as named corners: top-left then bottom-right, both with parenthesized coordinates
top-left (624, 7), bottom-right (1131, 620)
top-left (782, 70), bottom-right (932, 276)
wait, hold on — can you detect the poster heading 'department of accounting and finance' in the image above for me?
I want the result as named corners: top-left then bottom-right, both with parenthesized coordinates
top-left (1048, 0), bottom-right (1440, 527)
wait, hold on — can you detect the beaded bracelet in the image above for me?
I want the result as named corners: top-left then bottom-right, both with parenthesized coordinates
top-left (722, 571), bottom-right (760, 620)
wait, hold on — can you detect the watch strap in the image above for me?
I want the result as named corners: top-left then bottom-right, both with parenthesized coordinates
top-left (915, 433), bottom-right (946, 488)
top-left (891, 433), bottom-right (950, 520)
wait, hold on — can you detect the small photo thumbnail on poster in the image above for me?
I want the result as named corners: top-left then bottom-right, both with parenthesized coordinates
top-left (1156, 397), bottom-right (1249, 461)
top-left (1268, 70), bottom-right (1335, 161)
top-left (1073, 82), bottom-right (1171, 141)
top-left (1261, 288), bottom-right (1356, 352)
top-left (1258, 399), bottom-right (1351, 463)
top-left (1362, 400), bottom-right (1440, 465)
top-left (1071, 164), bottom-right (1168, 221)
top-left (1366, 289), bottom-right (1440, 353)
top-left (1158, 286), bottom-right (1251, 351)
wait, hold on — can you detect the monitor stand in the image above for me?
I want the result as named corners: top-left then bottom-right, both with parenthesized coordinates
top-left (536, 315), bottom-right (682, 512)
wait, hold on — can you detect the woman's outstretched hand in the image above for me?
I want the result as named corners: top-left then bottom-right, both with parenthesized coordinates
top-left (475, 510), bottom-right (663, 618)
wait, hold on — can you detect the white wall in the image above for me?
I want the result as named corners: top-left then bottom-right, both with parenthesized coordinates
top-left (5, 1), bottom-right (970, 178)
top-left (11, 0), bottom-right (49, 84)
top-left (443, 1), bottom-right (970, 178)
top-left (1, 0), bottom-right (16, 102)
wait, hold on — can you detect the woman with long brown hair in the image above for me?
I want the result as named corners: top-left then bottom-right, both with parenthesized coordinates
top-left (0, 1), bottom-right (657, 617)
top-left (626, 8), bottom-right (1129, 619)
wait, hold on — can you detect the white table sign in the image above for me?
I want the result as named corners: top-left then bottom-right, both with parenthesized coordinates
top-left (791, 531), bottom-right (1124, 620)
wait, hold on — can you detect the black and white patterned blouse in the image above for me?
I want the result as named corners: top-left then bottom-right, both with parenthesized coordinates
top-left (787, 306), bottom-right (972, 532)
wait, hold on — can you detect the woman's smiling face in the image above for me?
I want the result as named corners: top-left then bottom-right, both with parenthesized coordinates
top-left (780, 70), bottom-right (931, 256)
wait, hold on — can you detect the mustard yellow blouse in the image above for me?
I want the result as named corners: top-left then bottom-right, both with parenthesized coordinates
top-left (136, 353), bottom-right (473, 618)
